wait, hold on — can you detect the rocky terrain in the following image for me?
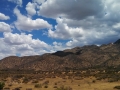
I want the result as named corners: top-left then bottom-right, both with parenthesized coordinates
top-left (1, 39), bottom-right (120, 71)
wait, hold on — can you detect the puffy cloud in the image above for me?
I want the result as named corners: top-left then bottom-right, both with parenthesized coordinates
top-left (0, 13), bottom-right (10, 20)
top-left (0, 32), bottom-right (50, 59)
top-left (8, 0), bottom-right (22, 6)
top-left (48, 18), bottom-right (83, 40)
top-left (4, 33), bottom-right (33, 45)
top-left (44, 0), bottom-right (120, 47)
top-left (1, 0), bottom-right (120, 59)
top-left (0, 38), bottom-right (16, 59)
top-left (16, 44), bottom-right (33, 51)
top-left (26, 2), bottom-right (36, 16)
top-left (52, 41), bottom-right (68, 51)
top-left (3, 32), bottom-right (49, 49)
top-left (48, 17), bottom-right (119, 47)
top-left (38, 0), bottom-right (105, 19)
top-left (0, 22), bottom-right (12, 32)
top-left (14, 8), bottom-right (52, 31)
top-left (32, 0), bottom-right (45, 4)
top-left (65, 30), bottom-right (118, 47)
top-left (0, 32), bottom-right (69, 59)
top-left (30, 39), bottom-right (49, 49)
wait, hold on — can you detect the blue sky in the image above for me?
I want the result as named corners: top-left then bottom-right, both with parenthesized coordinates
top-left (0, 0), bottom-right (120, 59)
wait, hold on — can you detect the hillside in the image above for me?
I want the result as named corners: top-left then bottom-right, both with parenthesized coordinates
top-left (0, 39), bottom-right (120, 71)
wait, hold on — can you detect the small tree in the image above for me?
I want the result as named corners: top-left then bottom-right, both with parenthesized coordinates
top-left (0, 82), bottom-right (5, 89)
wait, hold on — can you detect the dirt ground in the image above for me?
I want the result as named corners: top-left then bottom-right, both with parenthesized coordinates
top-left (3, 76), bottom-right (120, 90)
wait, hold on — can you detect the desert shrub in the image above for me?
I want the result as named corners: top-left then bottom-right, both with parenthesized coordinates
top-left (44, 85), bottom-right (48, 88)
top-left (13, 88), bottom-right (20, 90)
top-left (51, 76), bottom-right (56, 78)
top-left (39, 78), bottom-right (44, 81)
top-left (22, 77), bottom-right (29, 83)
top-left (2, 79), bottom-right (7, 82)
top-left (16, 80), bottom-right (21, 83)
top-left (34, 84), bottom-right (42, 88)
top-left (74, 77), bottom-right (82, 80)
top-left (0, 82), bottom-right (5, 89)
top-left (8, 84), bottom-right (12, 87)
top-left (108, 78), bottom-right (118, 82)
top-left (56, 86), bottom-right (72, 90)
top-left (32, 80), bottom-right (38, 83)
top-left (63, 80), bottom-right (66, 82)
top-left (18, 87), bottom-right (22, 89)
top-left (13, 75), bottom-right (24, 79)
top-left (26, 88), bottom-right (32, 90)
top-left (92, 80), bottom-right (96, 83)
top-left (114, 85), bottom-right (120, 89)
top-left (3, 87), bottom-right (10, 90)
top-left (54, 82), bottom-right (57, 85)
top-left (43, 80), bottom-right (49, 85)
top-left (53, 86), bottom-right (58, 88)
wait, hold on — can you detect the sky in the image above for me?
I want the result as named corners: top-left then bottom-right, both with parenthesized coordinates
top-left (0, 0), bottom-right (120, 59)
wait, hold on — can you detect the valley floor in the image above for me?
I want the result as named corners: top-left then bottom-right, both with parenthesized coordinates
top-left (2, 76), bottom-right (120, 90)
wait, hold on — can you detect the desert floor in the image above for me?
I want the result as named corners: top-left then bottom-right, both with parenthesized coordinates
top-left (2, 76), bottom-right (120, 90)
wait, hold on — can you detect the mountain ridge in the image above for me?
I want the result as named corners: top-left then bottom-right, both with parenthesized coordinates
top-left (0, 39), bottom-right (120, 71)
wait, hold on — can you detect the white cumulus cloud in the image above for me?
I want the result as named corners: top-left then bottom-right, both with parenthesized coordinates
top-left (0, 22), bottom-right (12, 32)
top-left (1, 0), bottom-right (120, 59)
top-left (26, 2), bottom-right (37, 16)
top-left (48, 18), bottom-right (84, 40)
top-left (4, 33), bottom-right (33, 45)
top-left (14, 7), bottom-right (52, 31)
top-left (0, 32), bottom-right (51, 59)
top-left (3, 32), bottom-right (50, 49)
top-left (0, 13), bottom-right (10, 20)
top-left (41, 0), bottom-right (120, 47)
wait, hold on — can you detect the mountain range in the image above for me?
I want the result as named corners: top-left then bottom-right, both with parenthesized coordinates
top-left (0, 39), bottom-right (120, 71)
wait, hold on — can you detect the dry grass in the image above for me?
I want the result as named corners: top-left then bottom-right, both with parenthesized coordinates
top-left (1, 76), bottom-right (120, 90)
top-left (1, 69), bottom-right (120, 90)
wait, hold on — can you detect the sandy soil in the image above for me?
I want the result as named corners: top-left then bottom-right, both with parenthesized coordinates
top-left (3, 76), bottom-right (120, 90)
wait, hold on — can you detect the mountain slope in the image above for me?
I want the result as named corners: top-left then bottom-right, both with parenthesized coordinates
top-left (0, 40), bottom-right (120, 71)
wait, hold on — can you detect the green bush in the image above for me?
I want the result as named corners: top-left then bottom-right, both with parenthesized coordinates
top-left (0, 82), bottom-right (5, 89)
